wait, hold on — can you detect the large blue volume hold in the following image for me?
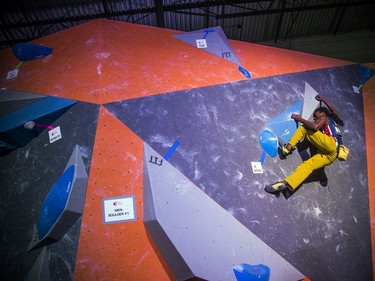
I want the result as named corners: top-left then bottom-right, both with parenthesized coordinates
top-left (12, 43), bottom-right (53, 61)
top-left (38, 165), bottom-right (75, 240)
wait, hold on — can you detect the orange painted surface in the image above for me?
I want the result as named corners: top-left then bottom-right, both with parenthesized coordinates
top-left (0, 20), bottom-right (102, 103)
top-left (363, 63), bottom-right (375, 281)
top-left (231, 39), bottom-right (352, 79)
top-left (74, 106), bottom-right (171, 281)
top-left (98, 19), bottom-right (352, 104)
top-left (0, 18), bottom-right (352, 104)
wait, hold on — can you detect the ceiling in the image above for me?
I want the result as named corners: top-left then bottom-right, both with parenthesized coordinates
top-left (1, 0), bottom-right (375, 62)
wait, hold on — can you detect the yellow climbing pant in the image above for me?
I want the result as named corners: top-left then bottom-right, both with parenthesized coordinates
top-left (285, 125), bottom-right (337, 190)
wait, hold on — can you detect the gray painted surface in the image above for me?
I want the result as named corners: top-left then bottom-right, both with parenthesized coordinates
top-left (27, 247), bottom-right (51, 281)
top-left (105, 64), bottom-right (372, 281)
top-left (0, 88), bottom-right (45, 102)
top-left (173, 26), bottom-right (242, 66)
top-left (0, 96), bottom-right (99, 281)
top-left (0, 89), bottom-right (45, 117)
top-left (143, 142), bottom-right (305, 281)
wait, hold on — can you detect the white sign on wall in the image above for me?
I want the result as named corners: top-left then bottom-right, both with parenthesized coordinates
top-left (352, 85), bottom-right (360, 94)
top-left (49, 126), bottom-right (62, 143)
top-left (102, 195), bottom-right (136, 224)
top-left (196, 39), bottom-right (207, 48)
top-left (6, 69), bottom-right (19, 80)
top-left (251, 161), bottom-right (264, 174)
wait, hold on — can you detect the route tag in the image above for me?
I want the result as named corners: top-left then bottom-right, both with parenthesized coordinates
top-left (251, 162), bottom-right (264, 174)
top-left (196, 39), bottom-right (207, 48)
top-left (6, 69), bottom-right (19, 80)
top-left (49, 126), bottom-right (62, 143)
top-left (352, 86), bottom-right (360, 94)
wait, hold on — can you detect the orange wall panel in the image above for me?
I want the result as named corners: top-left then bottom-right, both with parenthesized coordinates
top-left (1, 18), bottom-right (353, 105)
top-left (74, 106), bottom-right (170, 281)
top-left (363, 64), bottom-right (375, 281)
top-left (0, 20), bottom-right (103, 103)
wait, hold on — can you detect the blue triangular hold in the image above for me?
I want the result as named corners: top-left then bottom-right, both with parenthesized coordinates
top-left (259, 100), bottom-right (302, 157)
top-left (12, 43), bottom-right (53, 61)
top-left (265, 99), bottom-right (303, 144)
top-left (359, 64), bottom-right (375, 86)
top-left (259, 129), bottom-right (278, 158)
top-left (233, 263), bottom-right (270, 281)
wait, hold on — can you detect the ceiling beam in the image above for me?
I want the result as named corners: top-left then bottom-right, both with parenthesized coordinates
top-left (0, 0), bottom-right (278, 29)
top-left (215, 0), bottom-right (374, 19)
top-left (154, 0), bottom-right (165, 28)
top-left (274, 0), bottom-right (286, 44)
top-left (333, 0), bottom-right (350, 35)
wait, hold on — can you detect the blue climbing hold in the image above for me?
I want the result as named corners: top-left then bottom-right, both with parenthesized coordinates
top-left (164, 139), bottom-right (180, 160)
top-left (233, 263), bottom-right (270, 281)
top-left (38, 165), bottom-right (75, 239)
top-left (259, 129), bottom-right (278, 158)
top-left (203, 29), bottom-right (215, 39)
top-left (239, 65), bottom-right (251, 79)
top-left (12, 42), bottom-right (53, 61)
top-left (359, 64), bottom-right (375, 86)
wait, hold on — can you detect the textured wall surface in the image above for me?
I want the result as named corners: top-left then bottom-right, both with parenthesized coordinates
top-left (105, 64), bottom-right (371, 280)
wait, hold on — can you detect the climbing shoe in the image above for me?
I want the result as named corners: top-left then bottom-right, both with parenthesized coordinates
top-left (264, 182), bottom-right (287, 195)
top-left (279, 144), bottom-right (293, 160)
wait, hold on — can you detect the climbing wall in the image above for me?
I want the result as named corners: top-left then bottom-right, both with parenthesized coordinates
top-left (0, 18), bottom-right (374, 281)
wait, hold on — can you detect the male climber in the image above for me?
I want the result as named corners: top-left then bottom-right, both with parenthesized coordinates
top-left (264, 95), bottom-right (343, 196)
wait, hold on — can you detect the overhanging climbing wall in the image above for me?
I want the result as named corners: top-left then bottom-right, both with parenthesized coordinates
top-left (0, 18), bottom-right (374, 281)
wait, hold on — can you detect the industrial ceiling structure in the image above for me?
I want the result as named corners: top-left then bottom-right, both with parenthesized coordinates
top-left (1, 0), bottom-right (375, 62)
